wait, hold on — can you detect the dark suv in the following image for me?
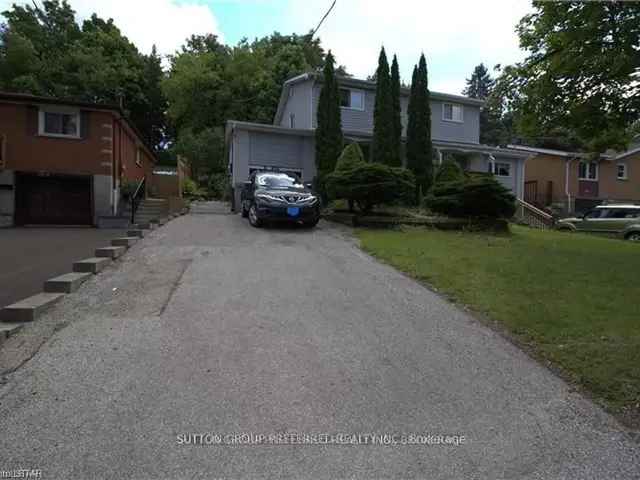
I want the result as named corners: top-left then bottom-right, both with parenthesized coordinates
top-left (240, 172), bottom-right (321, 228)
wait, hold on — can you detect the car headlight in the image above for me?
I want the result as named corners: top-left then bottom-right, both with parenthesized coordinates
top-left (255, 193), bottom-right (284, 203)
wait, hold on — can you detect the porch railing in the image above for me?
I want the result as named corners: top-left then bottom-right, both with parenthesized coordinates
top-left (130, 176), bottom-right (146, 225)
top-left (514, 198), bottom-right (554, 230)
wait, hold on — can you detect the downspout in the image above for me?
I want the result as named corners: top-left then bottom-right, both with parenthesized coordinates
top-left (565, 157), bottom-right (574, 213)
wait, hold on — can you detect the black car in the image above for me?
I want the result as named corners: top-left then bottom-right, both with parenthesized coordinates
top-left (240, 171), bottom-right (321, 228)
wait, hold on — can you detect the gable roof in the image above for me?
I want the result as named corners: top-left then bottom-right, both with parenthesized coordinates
top-left (274, 72), bottom-right (484, 126)
top-left (0, 91), bottom-right (157, 163)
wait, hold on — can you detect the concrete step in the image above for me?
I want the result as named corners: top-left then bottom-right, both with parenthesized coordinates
top-left (134, 222), bottom-right (157, 230)
top-left (0, 322), bottom-right (24, 346)
top-left (0, 292), bottom-right (65, 323)
top-left (73, 257), bottom-right (111, 274)
top-left (127, 229), bottom-right (145, 238)
top-left (95, 246), bottom-right (126, 259)
top-left (44, 272), bottom-right (93, 294)
top-left (111, 237), bottom-right (139, 248)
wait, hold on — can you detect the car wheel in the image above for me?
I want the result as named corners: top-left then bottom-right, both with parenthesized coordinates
top-left (303, 218), bottom-right (320, 228)
top-left (248, 204), bottom-right (262, 228)
top-left (241, 203), bottom-right (249, 218)
top-left (625, 232), bottom-right (640, 242)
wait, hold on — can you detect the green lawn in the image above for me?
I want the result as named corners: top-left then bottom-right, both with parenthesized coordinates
top-left (358, 225), bottom-right (640, 417)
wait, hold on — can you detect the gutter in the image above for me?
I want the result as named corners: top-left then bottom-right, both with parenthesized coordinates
top-left (565, 157), bottom-right (575, 213)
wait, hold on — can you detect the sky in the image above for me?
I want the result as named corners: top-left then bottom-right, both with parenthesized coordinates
top-left (0, 0), bottom-right (534, 95)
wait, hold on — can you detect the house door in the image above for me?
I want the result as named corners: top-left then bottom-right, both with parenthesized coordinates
top-left (15, 172), bottom-right (92, 226)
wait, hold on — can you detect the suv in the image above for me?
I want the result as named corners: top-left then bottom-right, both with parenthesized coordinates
top-left (240, 171), bottom-right (321, 228)
top-left (556, 205), bottom-right (640, 241)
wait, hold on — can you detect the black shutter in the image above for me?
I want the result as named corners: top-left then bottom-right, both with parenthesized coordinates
top-left (26, 106), bottom-right (38, 136)
top-left (80, 110), bottom-right (91, 139)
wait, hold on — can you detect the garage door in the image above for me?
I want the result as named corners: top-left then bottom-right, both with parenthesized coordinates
top-left (15, 173), bottom-right (92, 226)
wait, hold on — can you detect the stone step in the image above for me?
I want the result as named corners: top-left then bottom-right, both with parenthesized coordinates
top-left (73, 257), bottom-right (111, 274)
top-left (0, 323), bottom-right (24, 345)
top-left (95, 246), bottom-right (126, 259)
top-left (127, 229), bottom-right (145, 238)
top-left (135, 222), bottom-right (157, 230)
top-left (111, 237), bottom-right (139, 248)
top-left (0, 292), bottom-right (65, 323)
top-left (44, 272), bottom-right (93, 294)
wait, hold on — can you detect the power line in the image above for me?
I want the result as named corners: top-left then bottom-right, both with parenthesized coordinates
top-left (309, 0), bottom-right (337, 40)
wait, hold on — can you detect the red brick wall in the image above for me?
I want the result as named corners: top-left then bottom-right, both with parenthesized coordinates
top-left (0, 102), bottom-right (112, 176)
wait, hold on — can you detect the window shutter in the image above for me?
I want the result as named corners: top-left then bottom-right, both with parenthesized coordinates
top-left (26, 106), bottom-right (38, 136)
top-left (80, 110), bottom-right (91, 139)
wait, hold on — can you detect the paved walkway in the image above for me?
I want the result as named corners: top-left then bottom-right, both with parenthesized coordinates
top-left (0, 207), bottom-right (638, 478)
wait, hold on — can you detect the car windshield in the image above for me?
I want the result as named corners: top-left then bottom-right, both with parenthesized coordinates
top-left (256, 173), bottom-right (303, 189)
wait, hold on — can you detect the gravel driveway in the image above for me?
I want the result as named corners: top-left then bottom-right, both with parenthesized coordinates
top-left (0, 206), bottom-right (638, 479)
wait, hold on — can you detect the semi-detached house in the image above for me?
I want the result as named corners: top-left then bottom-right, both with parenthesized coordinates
top-left (226, 72), bottom-right (530, 211)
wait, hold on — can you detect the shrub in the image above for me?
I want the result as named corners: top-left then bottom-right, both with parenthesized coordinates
top-left (335, 143), bottom-right (366, 171)
top-left (325, 161), bottom-right (415, 213)
top-left (183, 178), bottom-right (202, 198)
top-left (424, 175), bottom-right (516, 219)
top-left (207, 173), bottom-right (231, 200)
top-left (433, 160), bottom-right (465, 184)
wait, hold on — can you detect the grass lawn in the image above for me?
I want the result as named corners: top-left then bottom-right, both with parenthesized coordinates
top-left (358, 225), bottom-right (640, 421)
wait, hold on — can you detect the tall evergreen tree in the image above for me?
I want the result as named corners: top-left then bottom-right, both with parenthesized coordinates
top-left (372, 47), bottom-right (395, 165)
top-left (406, 54), bottom-right (433, 200)
top-left (463, 63), bottom-right (494, 99)
top-left (390, 55), bottom-right (402, 166)
top-left (315, 50), bottom-right (343, 175)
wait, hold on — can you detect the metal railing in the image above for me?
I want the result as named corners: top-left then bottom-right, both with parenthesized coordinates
top-left (515, 198), bottom-right (555, 230)
top-left (130, 176), bottom-right (146, 225)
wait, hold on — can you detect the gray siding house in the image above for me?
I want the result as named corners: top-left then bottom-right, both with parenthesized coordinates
top-left (226, 72), bottom-right (530, 211)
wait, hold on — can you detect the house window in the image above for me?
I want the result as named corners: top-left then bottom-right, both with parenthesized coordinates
top-left (136, 148), bottom-right (143, 168)
top-left (489, 161), bottom-right (511, 177)
top-left (339, 88), bottom-right (365, 110)
top-left (617, 163), bottom-right (628, 180)
top-left (289, 114), bottom-right (295, 128)
top-left (443, 103), bottom-right (463, 122)
top-left (578, 161), bottom-right (598, 181)
top-left (39, 109), bottom-right (80, 138)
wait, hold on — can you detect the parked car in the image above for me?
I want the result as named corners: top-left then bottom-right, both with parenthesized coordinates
top-left (556, 205), bottom-right (640, 241)
top-left (240, 172), bottom-right (321, 228)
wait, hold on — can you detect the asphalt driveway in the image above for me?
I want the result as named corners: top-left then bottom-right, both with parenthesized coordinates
top-left (0, 207), bottom-right (638, 478)
top-left (0, 227), bottom-right (125, 308)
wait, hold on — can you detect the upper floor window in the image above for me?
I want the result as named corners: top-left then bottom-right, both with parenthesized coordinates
top-left (39, 108), bottom-right (80, 138)
top-left (578, 161), bottom-right (598, 181)
top-left (443, 103), bottom-right (463, 123)
top-left (136, 147), bottom-right (143, 168)
top-left (340, 88), bottom-right (365, 111)
top-left (289, 114), bottom-right (295, 128)
top-left (617, 162), bottom-right (628, 180)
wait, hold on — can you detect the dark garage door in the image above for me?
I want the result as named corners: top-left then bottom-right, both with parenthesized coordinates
top-left (15, 173), bottom-right (92, 226)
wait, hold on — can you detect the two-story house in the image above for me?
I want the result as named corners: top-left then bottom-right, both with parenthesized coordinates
top-left (226, 72), bottom-right (530, 211)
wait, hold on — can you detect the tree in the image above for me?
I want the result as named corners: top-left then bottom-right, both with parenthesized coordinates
top-left (390, 55), bottom-right (402, 166)
top-left (372, 47), bottom-right (397, 166)
top-left (315, 50), bottom-right (343, 175)
top-left (406, 54), bottom-right (433, 200)
top-left (463, 63), bottom-right (508, 146)
top-left (463, 63), bottom-right (494, 99)
top-left (325, 147), bottom-right (415, 213)
top-left (0, 1), bottom-right (168, 150)
top-left (501, 1), bottom-right (640, 153)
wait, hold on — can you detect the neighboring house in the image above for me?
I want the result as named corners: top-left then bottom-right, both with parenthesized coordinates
top-left (0, 92), bottom-right (156, 227)
top-left (510, 144), bottom-right (640, 214)
top-left (226, 72), bottom-right (530, 211)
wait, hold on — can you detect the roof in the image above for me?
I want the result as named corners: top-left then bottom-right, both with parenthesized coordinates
top-left (227, 119), bottom-right (529, 160)
top-left (0, 91), bottom-right (157, 162)
top-left (274, 72), bottom-right (485, 125)
top-left (506, 145), bottom-right (594, 158)
top-left (615, 146), bottom-right (640, 162)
